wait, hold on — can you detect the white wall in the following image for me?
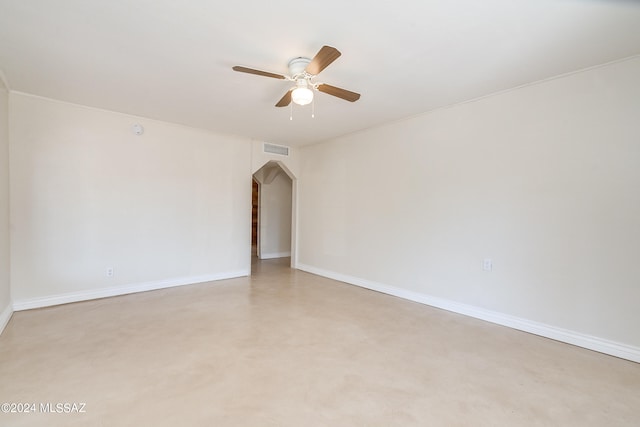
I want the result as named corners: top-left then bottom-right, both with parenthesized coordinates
top-left (0, 74), bottom-right (11, 331)
top-left (297, 57), bottom-right (640, 358)
top-left (250, 140), bottom-right (300, 177)
top-left (256, 168), bottom-right (292, 259)
top-left (9, 93), bottom-right (252, 308)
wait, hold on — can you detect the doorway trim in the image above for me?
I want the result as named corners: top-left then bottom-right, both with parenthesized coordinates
top-left (251, 160), bottom-right (297, 269)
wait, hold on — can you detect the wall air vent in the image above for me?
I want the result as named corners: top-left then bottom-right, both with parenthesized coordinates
top-left (263, 143), bottom-right (289, 156)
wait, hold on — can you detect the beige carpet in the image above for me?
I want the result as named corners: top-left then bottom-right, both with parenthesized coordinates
top-left (1, 257), bottom-right (639, 426)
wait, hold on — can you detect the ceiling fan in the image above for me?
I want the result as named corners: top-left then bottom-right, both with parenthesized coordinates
top-left (232, 45), bottom-right (361, 108)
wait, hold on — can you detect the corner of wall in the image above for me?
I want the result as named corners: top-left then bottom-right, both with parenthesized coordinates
top-left (0, 303), bottom-right (13, 336)
top-left (0, 71), bottom-right (11, 336)
top-left (0, 69), bottom-right (9, 92)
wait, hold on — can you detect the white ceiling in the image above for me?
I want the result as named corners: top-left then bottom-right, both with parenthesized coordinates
top-left (1, 0), bottom-right (639, 146)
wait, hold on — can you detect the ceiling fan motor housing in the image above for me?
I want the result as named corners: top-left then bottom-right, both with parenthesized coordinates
top-left (288, 57), bottom-right (311, 77)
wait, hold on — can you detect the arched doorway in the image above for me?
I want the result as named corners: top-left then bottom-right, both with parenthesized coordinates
top-left (251, 161), bottom-right (296, 271)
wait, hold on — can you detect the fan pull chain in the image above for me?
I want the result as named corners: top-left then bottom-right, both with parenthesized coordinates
top-left (290, 102), bottom-right (293, 121)
top-left (312, 96), bottom-right (315, 118)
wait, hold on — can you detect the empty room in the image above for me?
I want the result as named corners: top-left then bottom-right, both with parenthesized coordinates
top-left (1, 0), bottom-right (639, 425)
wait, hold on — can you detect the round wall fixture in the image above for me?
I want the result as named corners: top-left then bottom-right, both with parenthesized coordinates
top-left (132, 124), bottom-right (144, 135)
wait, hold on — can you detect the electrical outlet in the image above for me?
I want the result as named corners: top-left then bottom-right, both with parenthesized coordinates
top-left (106, 267), bottom-right (114, 277)
top-left (483, 259), bottom-right (492, 272)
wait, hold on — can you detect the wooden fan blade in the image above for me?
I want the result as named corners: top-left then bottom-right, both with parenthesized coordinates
top-left (305, 46), bottom-right (341, 75)
top-left (317, 84), bottom-right (361, 102)
top-left (232, 66), bottom-right (286, 80)
top-left (275, 90), bottom-right (292, 107)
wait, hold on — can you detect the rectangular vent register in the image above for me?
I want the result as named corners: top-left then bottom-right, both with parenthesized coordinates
top-left (263, 143), bottom-right (289, 156)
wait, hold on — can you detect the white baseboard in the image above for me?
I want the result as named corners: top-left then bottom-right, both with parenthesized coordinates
top-left (12, 270), bottom-right (250, 311)
top-left (260, 251), bottom-right (291, 260)
top-left (0, 303), bottom-right (13, 336)
top-left (296, 263), bottom-right (640, 364)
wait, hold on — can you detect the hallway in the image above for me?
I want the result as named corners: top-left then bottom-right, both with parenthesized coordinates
top-left (1, 258), bottom-right (639, 426)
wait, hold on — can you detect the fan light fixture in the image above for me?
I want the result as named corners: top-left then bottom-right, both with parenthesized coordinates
top-left (232, 45), bottom-right (361, 111)
top-left (291, 85), bottom-right (313, 106)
